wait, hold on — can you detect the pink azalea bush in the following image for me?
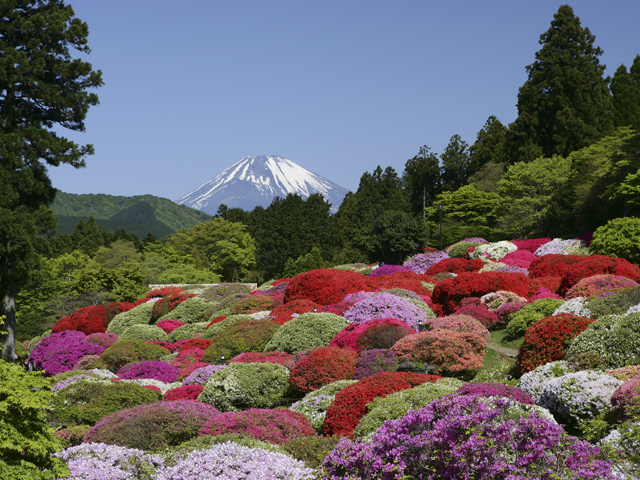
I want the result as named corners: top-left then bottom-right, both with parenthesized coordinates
top-left (117, 360), bottom-right (180, 383)
top-left (455, 382), bottom-right (535, 404)
top-left (611, 374), bottom-right (640, 421)
top-left (229, 351), bottom-right (293, 366)
top-left (155, 319), bottom-right (186, 333)
top-left (29, 330), bottom-right (104, 376)
top-left (85, 332), bottom-right (118, 349)
top-left (423, 314), bottom-right (490, 345)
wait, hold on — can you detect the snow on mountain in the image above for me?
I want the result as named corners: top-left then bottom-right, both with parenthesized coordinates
top-left (175, 156), bottom-right (349, 214)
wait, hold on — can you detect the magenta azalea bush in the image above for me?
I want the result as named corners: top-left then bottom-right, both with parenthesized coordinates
top-left (85, 332), bottom-right (119, 349)
top-left (117, 360), bottom-right (180, 383)
top-left (344, 292), bottom-right (432, 330)
top-left (29, 330), bottom-right (104, 376)
top-left (455, 382), bottom-right (535, 405)
top-left (323, 394), bottom-right (614, 479)
top-left (368, 264), bottom-right (413, 277)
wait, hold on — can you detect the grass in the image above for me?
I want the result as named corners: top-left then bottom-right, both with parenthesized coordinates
top-left (489, 329), bottom-right (524, 350)
top-left (483, 348), bottom-right (515, 370)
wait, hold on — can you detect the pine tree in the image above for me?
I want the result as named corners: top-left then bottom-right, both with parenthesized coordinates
top-left (506, 5), bottom-right (613, 162)
top-left (611, 55), bottom-right (640, 130)
top-left (402, 145), bottom-right (441, 217)
top-left (469, 116), bottom-right (508, 168)
top-left (440, 134), bottom-right (471, 192)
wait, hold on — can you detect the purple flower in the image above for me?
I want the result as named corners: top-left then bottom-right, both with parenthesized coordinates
top-left (368, 264), bottom-right (413, 277)
top-left (117, 360), bottom-right (180, 383)
top-left (29, 331), bottom-right (104, 376)
top-left (403, 251), bottom-right (449, 274)
top-left (344, 292), bottom-right (432, 330)
top-left (182, 364), bottom-right (227, 385)
top-left (354, 349), bottom-right (398, 379)
top-left (455, 382), bottom-right (535, 404)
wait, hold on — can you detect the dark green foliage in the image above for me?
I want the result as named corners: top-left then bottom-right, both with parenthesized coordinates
top-left (99, 339), bottom-right (169, 372)
top-left (440, 134), bottom-right (472, 192)
top-left (402, 145), bottom-right (442, 216)
top-left (468, 162), bottom-right (506, 194)
top-left (0, 360), bottom-right (70, 479)
top-left (506, 5), bottom-right (613, 162)
top-left (611, 56), bottom-right (640, 131)
top-left (281, 436), bottom-right (341, 469)
top-left (586, 286), bottom-right (640, 318)
top-left (283, 247), bottom-right (331, 278)
top-left (356, 210), bottom-right (428, 264)
top-left (72, 217), bottom-right (107, 257)
top-left (48, 380), bottom-right (162, 427)
top-left (469, 116), bottom-right (508, 169)
top-left (203, 319), bottom-right (279, 363)
top-left (16, 312), bottom-right (50, 342)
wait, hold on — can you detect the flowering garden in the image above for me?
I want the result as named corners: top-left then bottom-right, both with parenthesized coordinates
top-left (4, 237), bottom-right (640, 479)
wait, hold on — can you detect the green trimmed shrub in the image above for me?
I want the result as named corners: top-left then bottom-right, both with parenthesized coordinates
top-left (353, 377), bottom-right (465, 439)
top-left (590, 217), bottom-right (640, 265)
top-left (27, 329), bottom-right (52, 354)
top-left (263, 312), bottom-right (349, 354)
top-left (567, 312), bottom-right (640, 369)
top-left (106, 302), bottom-right (155, 336)
top-left (54, 425), bottom-right (92, 449)
top-left (229, 295), bottom-right (279, 314)
top-left (51, 369), bottom-right (102, 387)
top-left (290, 380), bottom-right (358, 433)
top-left (158, 296), bottom-right (217, 323)
top-left (203, 320), bottom-right (279, 363)
top-left (167, 322), bottom-right (208, 342)
top-left (202, 284), bottom-right (254, 303)
top-left (119, 324), bottom-right (169, 342)
top-left (448, 241), bottom-right (484, 258)
top-left (506, 298), bottom-right (565, 337)
top-left (201, 315), bottom-right (253, 340)
top-left (47, 379), bottom-right (162, 427)
top-left (99, 339), bottom-right (170, 372)
top-left (586, 286), bottom-right (640, 319)
top-left (281, 436), bottom-right (342, 469)
top-left (197, 362), bottom-right (290, 411)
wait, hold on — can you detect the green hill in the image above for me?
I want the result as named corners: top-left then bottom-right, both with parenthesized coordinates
top-left (52, 191), bottom-right (212, 239)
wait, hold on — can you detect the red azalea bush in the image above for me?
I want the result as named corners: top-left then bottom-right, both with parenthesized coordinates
top-left (156, 320), bottom-right (186, 333)
top-left (366, 271), bottom-right (433, 296)
top-left (288, 347), bottom-right (358, 393)
top-left (611, 375), bottom-right (640, 421)
top-left (565, 274), bottom-right (639, 300)
top-left (511, 238), bottom-right (552, 253)
top-left (454, 304), bottom-right (501, 330)
top-left (527, 287), bottom-right (563, 303)
top-left (323, 372), bottom-right (441, 437)
top-left (271, 278), bottom-right (292, 286)
top-left (164, 384), bottom-right (205, 401)
top-left (515, 314), bottom-right (595, 375)
top-left (391, 330), bottom-right (486, 379)
top-left (316, 301), bottom-right (356, 316)
top-left (329, 318), bottom-right (415, 353)
top-left (501, 250), bottom-right (538, 269)
top-left (177, 361), bottom-right (210, 380)
top-left (174, 338), bottom-right (212, 352)
top-left (425, 258), bottom-right (484, 276)
top-left (229, 351), bottom-right (293, 366)
top-left (52, 302), bottom-right (136, 335)
top-left (558, 255), bottom-right (640, 294)
top-left (230, 294), bottom-right (281, 314)
top-left (529, 276), bottom-right (563, 294)
top-left (172, 348), bottom-right (206, 368)
top-left (144, 286), bottom-right (184, 300)
top-left (152, 293), bottom-right (197, 318)
top-left (205, 316), bottom-right (227, 329)
top-left (528, 255), bottom-right (588, 279)
top-left (423, 314), bottom-right (490, 344)
top-left (432, 272), bottom-right (533, 315)
top-left (284, 269), bottom-right (369, 305)
top-left (198, 409), bottom-right (315, 445)
top-left (283, 346), bottom-right (322, 370)
top-left (269, 299), bottom-right (319, 318)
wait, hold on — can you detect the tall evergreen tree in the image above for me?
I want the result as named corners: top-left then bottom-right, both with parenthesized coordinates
top-left (506, 5), bottom-right (613, 162)
top-left (71, 217), bottom-right (106, 257)
top-left (611, 55), bottom-right (640, 130)
top-left (0, 0), bottom-right (103, 361)
top-left (469, 116), bottom-right (508, 168)
top-left (402, 145), bottom-right (441, 217)
top-left (440, 134), bottom-right (471, 192)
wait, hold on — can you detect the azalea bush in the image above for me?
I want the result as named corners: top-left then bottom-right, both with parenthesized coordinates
top-left (263, 312), bottom-right (349, 354)
top-left (558, 255), bottom-right (640, 294)
top-left (447, 240), bottom-right (486, 258)
top-left (289, 380), bottom-right (357, 433)
top-left (157, 296), bottom-right (215, 323)
top-left (284, 268), bottom-right (369, 305)
top-left (423, 314), bottom-right (489, 344)
top-left (85, 332), bottom-right (118, 349)
top-left (203, 319), bottom-right (279, 362)
top-left (552, 297), bottom-right (592, 317)
top-left (501, 249), bottom-right (538, 268)
top-left (229, 294), bottom-right (279, 314)
top-left (403, 251), bottom-right (449, 274)
top-left (469, 240), bottom-right (517, 261)
top-left (565, 274), bottom-right (639, 300)
top-left (229, 351), bottom-right (292, 366)
top-left (368, 264), bottom-right (413, 276)
top-left (52, 302), bottom-right (135, 335)
top-left (181, 364), bottom-right (226, 386)
top-left (344, 292), bottom-right (432, 330)
top-left (517, 360), bottom-right (574, 404)
top-left (454, 304), bottom-right (501, 330)
top-left (328, 317), bottom-right (415, 353)
top-left (288, 346), bottom-right (357, 392)
top-left (425, 257), bottom-right (484, 276)
top-left (506, 298), bottom-right (565, 337)
top-left (151, 293), bottom-right (197, 320)
top-left (167, 322), bottom-right (208, 342)
top-left (481, 290), bottom-right (528, 310)
top-left (455, 382), bottom-right (534, 404)
top-left (106, 302), bottom-right (155, 336)
top-left (117, 360), bottom-right (180, 383)
top-left (98, 339), bottom-right (170, 372)
top-left (585, 286), bottom-right (640, 318)
top-left (119, 324), bottom-right (169, 342)
top-left (155, 319), bottom-right (185, 333)
top-left (354, 349), bottom-right (398, 379)
top-left (611, 375), bottom-right (640, 421)
top-left (163, 384), bottom-right (204, 401)
top-left (29, 330), bottom-right (104, 376)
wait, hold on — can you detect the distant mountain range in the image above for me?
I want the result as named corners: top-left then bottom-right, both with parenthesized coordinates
top-left (52, 192), bottom-right (212, 239)
top-left (175, 155), bottom-right (349, 214)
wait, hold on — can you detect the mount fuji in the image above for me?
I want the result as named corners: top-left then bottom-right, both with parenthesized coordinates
top-left (175, 155), bottom-right (350, 214)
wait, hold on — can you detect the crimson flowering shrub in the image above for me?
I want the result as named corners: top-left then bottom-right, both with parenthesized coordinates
top-left (559, 255), bottom-right (640, 294)
top-left (529, 254), bottom-right (589, 278)
top-left (454, 304), bottom-right (501, 330)
top-left (425, 257), bottom-right (484, 276)
top-left (284, 346), bottom-right (322, 370)
top-left (198, 408), bottom-right (315, 445)
top-left (52, 302), bottom-right (136, 335)
top-left (323, 371), bottom-right (441, 437)
top-left (455, 382), bottom-right (535, 404)
top-left (146, 340), bottom-right (175, 352)
top-left (172, 348), bottom-right (206, 368)
top-left (354, 349), bottom-right (398, 379)
top-left (174, 338), bottom-right (211, 352)
top-left (29, 330), bottom-right (104, 376)
top-left (323, 395), bottom-right (614, 480)
top-left (611, 374), bottom-right (640, 421)
top-left (229, 351), bottom-right (293, 366)
top-left (269, 299), bottom-right (318, 318)
top-left (315, 301), bottom-right (356, 316)
top-left (432, 271), bottom-right (533, 315)
top-left (565, 274), bottom-right (639, 300)
top-left (288, 347), bottom-right (358, 392)
top-left (205, 315), bottom-right (226, 329)
top-left (512, 238), bottom-right (553, 253)
top-left (144, 286), bottom-right (184, 300)
top-left (99, 339), bottom-right (170, 372)
top-left (501, 249), bottom-right (538, 268)
top-left (164, 384), bottom-right (205, 401)
top-left (366, 271), bottom-right (432, 296)
top-left (423, 314), bottom-right (490, 344)
top-left (284, 268), bottom-right (369, 305)
top-left (391, 330), bottom-right (485, 378)
top-left (156, 319), bottom-right (185, 333)
top-left (329, 318), bottom-right (415, 353)
top-left (530, 276), bottom-right (563, 294)
top-left (84, 400), bottom-right (220, 451)
top-left (85, 332), bottom-right (118, 349)
top-left (117, 360), bottom-right (180, 383)
top-left (403, 251), bottom-right (449, 274)
top-left (368, 264), bottom-right (413, 276)
top-left (528, 287), bottom-right (564, 303)
top-left (229, 294), bottom-right (280, 314)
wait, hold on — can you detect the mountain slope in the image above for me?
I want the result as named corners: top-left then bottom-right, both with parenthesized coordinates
top-left (175, 155), bottom-right (349, 214)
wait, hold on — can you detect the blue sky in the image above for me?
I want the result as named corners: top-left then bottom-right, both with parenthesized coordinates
top-left (48, 0), bottom-right (640, 201)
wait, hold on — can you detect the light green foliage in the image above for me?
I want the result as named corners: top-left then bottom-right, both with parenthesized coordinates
top-left (48, 379), bottom-right (162, 428)
top-left (158, 296), bottom-right (217, 324)
top-left (290, 380), bottom-right (358, 433)
top-left (167, 322), bottom-right (209, 342)
top-left (506, 298), bottom-right (565, 337)
top-left (106, 302), bottom-right (155, 336)
top-left (567, 312), bottom-right (640, 368)
top-left (497, 156), bottom-right (572, 237)
top-left (447, 241), bottom-right (484, 258)
top-left (263, 312), bottom-right (350, 354)
top-left (197, 362), bottom-right (290, 411)
top-left (283, 247), bottom-right (331, 278)
top-left (473, 364), bottom-right (518, 386)
top-left (27, 329), bottom-right (52, 354)
top-left (0, 360), bottom-right (70, 479)
top-left (586, 286), bottom-right (640, 318)
top-left (120, 324), bottom-right (169, 342)
top-left (591, 217), bottom-right (640, 265)
top-left (201, 315), bottom-right (253, 340)
top-left (93, 240), bottom-right (141, 270)
top-left (353, 378), bottom-right (465, 439)
top-left (157, 263), bottom-right (221, 284)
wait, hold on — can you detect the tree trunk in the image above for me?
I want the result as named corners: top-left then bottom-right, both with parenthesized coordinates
top-left (0, 286), bottom-right (17, 362)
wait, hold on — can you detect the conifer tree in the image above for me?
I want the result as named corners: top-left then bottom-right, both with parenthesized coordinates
top-left (506, 5), bottom-right (613, 162)
top-left (469, 116), bottom-right (508, 168)
top-left (611, 55), bottom-right (640, 130)
top-left (402, 145), bottom-right (441, 217)
top-left (440, 134), bottom-right (471, 192)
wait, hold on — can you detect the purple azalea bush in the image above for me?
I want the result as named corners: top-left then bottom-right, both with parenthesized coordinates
top-left (182, 364), bottom-right (226, 385)
top-left (455, 382), bottom-right (535, 405)
top-left (403, 251), bottom-right (449, 274)
top-left (344, 292), bottom-right (431, 330)
top-left (117, 360), bottom-right (180, 383)
top-left (28, 330), bottom-right (104, 376)
top-left (354, 349), bottom-right (398, 379)
top-left (368, 264), bottom-right (413, 277)
top-left (323, 394), bottom-right (615, 479)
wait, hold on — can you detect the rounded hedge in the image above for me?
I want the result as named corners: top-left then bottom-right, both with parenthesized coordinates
top-left (517, 360), bottom-right (574, 404)
top-left (585, 286), bottom-right (640, 318)
top-left (263, 312), bottom-right (349, 354)
top-left (289, 380), bottom-right (358, 433)
top-left (83, 400), bottom-right (220, 451)
top-left (119, 324), bottom-right (169, 342)
top-left (28, 330), bottom-right (104, 376)
top-left (167, 322), bottom-right (208, 342)
top-left (200, 314), bottom-right (253, 340)
top-left (229, 294), bottom-right (279, 314)
top-left (423, 314), bottom-right (490, 344)
top-left (284, 268), bottom-right (370, 305)
top-left (328, 318), bottom-right (415, 353)
top-left (117, 360), bottom-right (180, 383)
top-left (506, 298), bottom-right (565, 337)
top-left (197, 362), bottom-right (290, 411)
top-left (288, 346), bottom-right (357, 392)
top-left (158, 296), bottom-right (217, 323)
top-left (99, 339), bottom-right (170, 372)
top-left (354, 349), bottom-right (398, 379)
top-left (203, 319), bottom-right (279, 363)
top-left (566, 274), bottom-right (639, 300)
top-left (344, 292), bottom-right (433, 331)
top-left (106, 302), bottom-right (155, 336)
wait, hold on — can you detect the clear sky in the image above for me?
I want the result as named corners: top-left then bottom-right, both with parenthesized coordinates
top-left (48, 0), bottom-right (640, 201)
